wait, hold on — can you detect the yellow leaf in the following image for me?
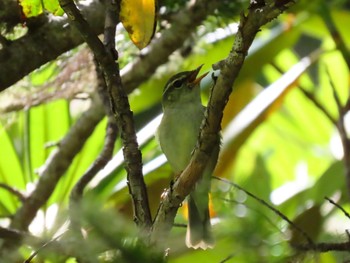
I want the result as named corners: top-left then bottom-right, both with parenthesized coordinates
top-left (120, 0), bottom-right (157, 50)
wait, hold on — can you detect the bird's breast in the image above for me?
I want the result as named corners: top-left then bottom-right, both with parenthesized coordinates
top-left (158, 106), bottom-right (204, 173)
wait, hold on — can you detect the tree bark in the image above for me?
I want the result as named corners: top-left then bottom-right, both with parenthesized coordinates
top-left (0, 0), bottom-right (105, 90)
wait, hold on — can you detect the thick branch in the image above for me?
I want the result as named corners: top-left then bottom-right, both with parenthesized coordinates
top-left (0, 0), bottom-right (105, 90)
top-left (0, 0), bottom-right (21, 30)
top-left (151, 0), bottom-right (296, 246)
top-left (292, 241), bottom-right (350, 252)
top-left (0, 0), bottom-right (219, 91)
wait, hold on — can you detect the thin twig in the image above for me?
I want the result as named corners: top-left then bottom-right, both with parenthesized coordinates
top-left (219, 197), bottom-right (284, 235)
top-left (299, 87), bottom-right (337, 125)
top-left (325, 197), bottom-right (350, 221)
top-left (0, 227), bottom-right (70, 262)
top-left (213, 176), bottom-right (315, 246)
top-left (219, 253), bottom-right (235, 263)
top-left (69, 122), bottom-right (118, 213)
top-left (345, 96), bottom-right (350, 113)
top-left (318, 2), bottom-right (350, 69)
top-left (9, 95), bottom-right (105, 231)
top-left (0, 183), bottom-right (26, 202)
top-left (68, 66), bottom-right (119, 263)
top-left (70, 98), bottom-right (117, 199)
top-left (24, 233), bottom-right (65, 263)
top-left (327, 67), bottom-right (350, 199)
top-left (0, 226), bottom-right (25, 241)
top-left (327, 67), bottom-right (343, 112)
top-left (270, 61), bottom-right (337, 125)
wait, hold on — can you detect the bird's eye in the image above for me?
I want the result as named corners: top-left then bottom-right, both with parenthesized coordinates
top-left (173, 80), bottom-right (182, 89)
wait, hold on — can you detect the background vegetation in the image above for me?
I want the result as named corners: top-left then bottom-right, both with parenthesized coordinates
top-left (1, 0), bottom-right (350, 262)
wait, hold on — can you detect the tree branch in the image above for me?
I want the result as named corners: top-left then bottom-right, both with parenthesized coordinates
top-left (0, 0), bottom-right (105, 90)
top-left (0, 183), bottom-right (26, 202)
top-left (69, 0), bottom-right (119, 209)
top-left (58, 0), bottom-right (152, 229)
top-left (325, 197), bottom-right (350, 221)
top-left (0, 226), bottom-right (68, 262)
top-left (151, 0), bottom-right (296, 247)
top-left (68, 3), bottom-right (120, 253)
top-left (319, 2), bottom-right (350, 70)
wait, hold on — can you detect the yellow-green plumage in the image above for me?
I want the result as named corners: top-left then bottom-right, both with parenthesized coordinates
top-left (157, 66), bottom-right (219, 249)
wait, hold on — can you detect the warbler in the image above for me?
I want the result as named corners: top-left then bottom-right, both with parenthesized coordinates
top-left (157, 65), bottom-right (219, 249)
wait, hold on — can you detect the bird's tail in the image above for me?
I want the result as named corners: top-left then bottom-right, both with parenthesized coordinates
top-left (186, 138), bottom-right (219, 249)
top-left (185, 193), bottom-right (214, 249)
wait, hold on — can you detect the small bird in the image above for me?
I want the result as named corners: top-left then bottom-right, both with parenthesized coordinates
top-left (157, 65), bottom-right (220, 249)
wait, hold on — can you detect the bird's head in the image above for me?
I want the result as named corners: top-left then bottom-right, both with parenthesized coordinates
top-left (162, 65), bottom-right (208, 108)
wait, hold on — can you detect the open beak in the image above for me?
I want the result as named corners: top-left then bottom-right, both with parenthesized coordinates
top-left (188, 65), bottom-right (208, 86)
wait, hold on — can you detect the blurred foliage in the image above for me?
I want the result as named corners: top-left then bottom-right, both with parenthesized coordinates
top-left (1, 0), bottom-right (350, 262)
top-left (19, 0), bottom-right (64, 17)
top-left (159, 0), bottom-right (247, 21)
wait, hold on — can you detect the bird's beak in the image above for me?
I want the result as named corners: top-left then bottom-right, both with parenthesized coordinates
top-left (188, 65), bottom-right (208, 86)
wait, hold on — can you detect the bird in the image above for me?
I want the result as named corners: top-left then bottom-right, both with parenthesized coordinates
top-left (157, 65), bottom-right (220, 249)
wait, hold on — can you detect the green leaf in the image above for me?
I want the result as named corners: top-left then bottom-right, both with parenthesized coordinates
top-left (309, 161), bottom-right (344, 203)
top-left (242, 155), bottom-right (272, 202)
top-left (0, 122), bottom-right (25, 213)
top-left (289, 205), bottom-right (322, 244)
top-left (43, 0), bottom-right (64, 16)
top-left (28, 100), bottom-right (69, 172)
top-left (50, 116), bottom-right (106, 204)
top-left (19, 0), bottom-right (64, 17)
top-left (19, 0), bottom-right (43, 18)
top-left (30, 62), bottom-right (58, 86)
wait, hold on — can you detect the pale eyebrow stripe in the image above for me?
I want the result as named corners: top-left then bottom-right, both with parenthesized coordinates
top-left (163, 74), bottom-right (187, 95)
